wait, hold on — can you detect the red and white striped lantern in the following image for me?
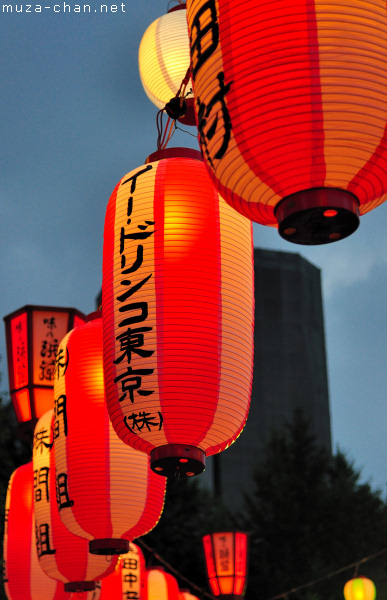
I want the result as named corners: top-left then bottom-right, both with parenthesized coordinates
top-left (53, 315), bottom-right (166, 555)
top-left (100, 543), bottom-right (146, 600)
top-left (102, 148), bottom-right (254, 478)
top-left (146, 568), bottom-right (180, 600)
top-left (32, 410), bottom-right (117, 592)
top-left (186, 0), bottom-right (387, 244)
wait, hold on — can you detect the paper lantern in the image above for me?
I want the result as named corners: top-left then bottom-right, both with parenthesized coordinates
top-left (186, 0), bottom-right (387, 245)
top-left (100, 543), bottom-right (146, 600)
top-left (139, 4), bottom-right (195, 125)
top-left (32, 410), bottom-right (117, 592)
top-left (202, 532), bottom-right (249, 597)
top-left (102, 147), bottom-right (254, 478)
top-left (3, 305), bottom-right (85, 438)
top-left (146, 568), bottom-right (180, 600)
top-left (69, 588), bottom-right (101, 600)
top-left (53, 315), bottom-right (166, 555)
top-left (179, 590), bottom-right (200, 600)
top-left (344, 577), bottom-right (376, 600)
top-left (3, 462), bottom-right (69, 600)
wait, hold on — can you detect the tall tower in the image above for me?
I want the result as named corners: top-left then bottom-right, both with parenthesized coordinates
top-left (203, 248), bottom-right (332, 513)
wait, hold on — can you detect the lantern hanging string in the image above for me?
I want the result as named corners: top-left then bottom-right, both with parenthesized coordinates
top-left (156, 67), bottom-right (193, 150)
top-left (136, 538), bottom-right (387, 600)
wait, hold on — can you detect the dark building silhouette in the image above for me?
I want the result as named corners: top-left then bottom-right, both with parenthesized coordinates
top-left (201, 247), bottom-right (332, 513)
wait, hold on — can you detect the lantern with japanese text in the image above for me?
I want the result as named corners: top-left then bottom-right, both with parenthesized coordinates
top-left (186, 0), bottom-right (387, 245)
top-left (4, 305), bottom-right (85, 439)
top-left (344, 577), bottom-right (376, 600)
top-left (146, 568), bottom-right (180, 600)
top-left (202, 532), bottom-right (249, 598)
top-left (53, 315), bottom-right (166, 555)
top-left (102, 147), bottom-right (254, 478)
top-left (3, 462), bottom-right (70, 600)
top-left (139, 4), bottom-right (195, 125)
top-left (100, 543), bottom-right (146, 600)
top-left (32, 410), bottom-right (117, 592)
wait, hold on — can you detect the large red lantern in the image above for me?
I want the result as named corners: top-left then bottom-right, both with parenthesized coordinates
top-left (102, 148), bottom-right (254, 478)
top-left (202, 532), bottom-right (249, 598)
top-left (344, 577), bottom-right (376, 600)
top-left (53, 315), bottom-right (166, 555)
top-left (146, 568), bottom-right (180, 600)
top-left (100, 543), bottom-right (146, 600)
top-left (3, 305), bottom-right (85, 438)
top-left (32, 410), bottom-right (117, 592)
top-left (3, 462), bottom-right (69, 600)
top-left (186, 0), bottom-right (387, 245)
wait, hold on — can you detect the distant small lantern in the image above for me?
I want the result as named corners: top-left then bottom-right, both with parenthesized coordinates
top-left (3, 462), bottom-right (70, 600)
top-left (186, 0), bottom-right (387, 244)
top-left (100, 543), bottom-right (146, 600)
top-left (4, 305), bottom-right (85, 438)
top-left (32, 410), bottom-right (117, 592)
top-left (53, 315), bottom-right (166, 555)
top-left (344, 577), bottom-right (376, 600)
top-left (102, 148), bottom-right (254, 478)
top-left (138, 3), bottom-right (195, 125)
top-left (202, 532), bottom-right (249, 598)
top-left (179, 590), bottom-right (200, 600)
top-left (146, 568), bottom-right (180, 600)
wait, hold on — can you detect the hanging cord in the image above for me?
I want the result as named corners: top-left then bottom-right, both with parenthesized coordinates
top-left (156, 67), bottom-right (193, 151)
top-left (136, 538), bottom-right (216, 600)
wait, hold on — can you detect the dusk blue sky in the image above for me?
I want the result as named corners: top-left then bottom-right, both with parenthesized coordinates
top-left (1, 1), bottom-right (387, 494)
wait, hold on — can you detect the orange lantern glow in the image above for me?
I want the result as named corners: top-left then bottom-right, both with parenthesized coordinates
top-left (179, 590), bottom-right (200, 600)
top-left (344, 577), bottom-right (376, 600)
top-left (202, 532), bottom-right (249, 598)
top-left (100, 543), bottom-right (146, 600)
top-left (3, 305), bottom-right (85, 437)
top-left (102, 147), bottom-right (254, 478)
top-left (146, 568), bottom-right (180, 600)
top-left (3, 462), bottom-right (70, 600)
top-left (138, 4), bottom-right (195, 125)
top-left (53, 315), bottom-right (166, 555)
top-left (186, 0), bottom-right (387, 245)
top-left (32, 410), bottom-right (117, 592)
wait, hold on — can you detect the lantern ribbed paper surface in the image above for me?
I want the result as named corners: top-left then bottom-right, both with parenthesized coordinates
top-left (344, 577), bottom-right (376, 600)
top-left (100, 543), bottom-right (146, 600)
top-left (146, 568), bottom-right (180, 600)
top-left (186, 0), bottom-right (387, 244)
top-left (202, 532), bottom-right (248, 597)
top-left (102, 149), bottom-right (254, 477)
top-left (139, 6), bottom-right (192, 111)
top-left (3, 462), bottom-right (69, 600)
top-left (53, 316), bottom-right (166, 555)
top-left (32, 410), bottom-right (117, 592)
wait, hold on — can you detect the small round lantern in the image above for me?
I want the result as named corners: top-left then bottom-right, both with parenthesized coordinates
top-left (146, 568), bottom-right (180, 600)
top-left (53, 315), bottom-right (166, 556)
top-left (202, 532), bottom-right (249, 598)
top-left (138, 4), bottom-right (195, 125)
top-left (32, 410), bottom-right (117, 592)
top-left (3, 462), bottom-right (70, 600)
top-left (102, 147), bottom-right (254, 478)
top-left (344, 577), bottom-right (376, 600)
top-left (186, 0), bottom-right (387, 244)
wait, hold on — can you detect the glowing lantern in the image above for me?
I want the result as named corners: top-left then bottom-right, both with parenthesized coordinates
top-left (139, 4), bottom-right (195, 125)
top-left (344, 577), bottom-right (376, 600)
top-left (202, 532), bottom-right (249, 597)
top-left (32, 410), bottom-right (117, 592)
top-left (100, 543), bottom-right (146, 600)
top-left (179, 590), bottom-right (200, 600)
top-left (146, 568), bottom-right (180, 600)
top-left (53, 315), bottom-right (166, 555)
top-left (3, 462), bottom-right (70, 600)
top-left (186, 0), bottom-right (387, 245)
top-left (3, 305), bottom-right (85, 438)
top-left (102, 147), bottom-right (254, 478)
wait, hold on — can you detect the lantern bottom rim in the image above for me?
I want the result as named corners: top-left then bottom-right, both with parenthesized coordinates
top-left (64, 581), bottom-right (96, 593)
top-left (150, 444), bottom-right (206, 478)
top-left (275, 187), bottom-right (359, 245)
top-left (89, 538), bottom-right (129, 555)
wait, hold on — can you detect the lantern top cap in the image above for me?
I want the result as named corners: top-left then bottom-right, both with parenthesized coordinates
top-left (3, 304), bottom-right (86, 322)
top-left (146, 147), bottom-right (202, 164)
top-left (167, 2), bottom-right (186, 12)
